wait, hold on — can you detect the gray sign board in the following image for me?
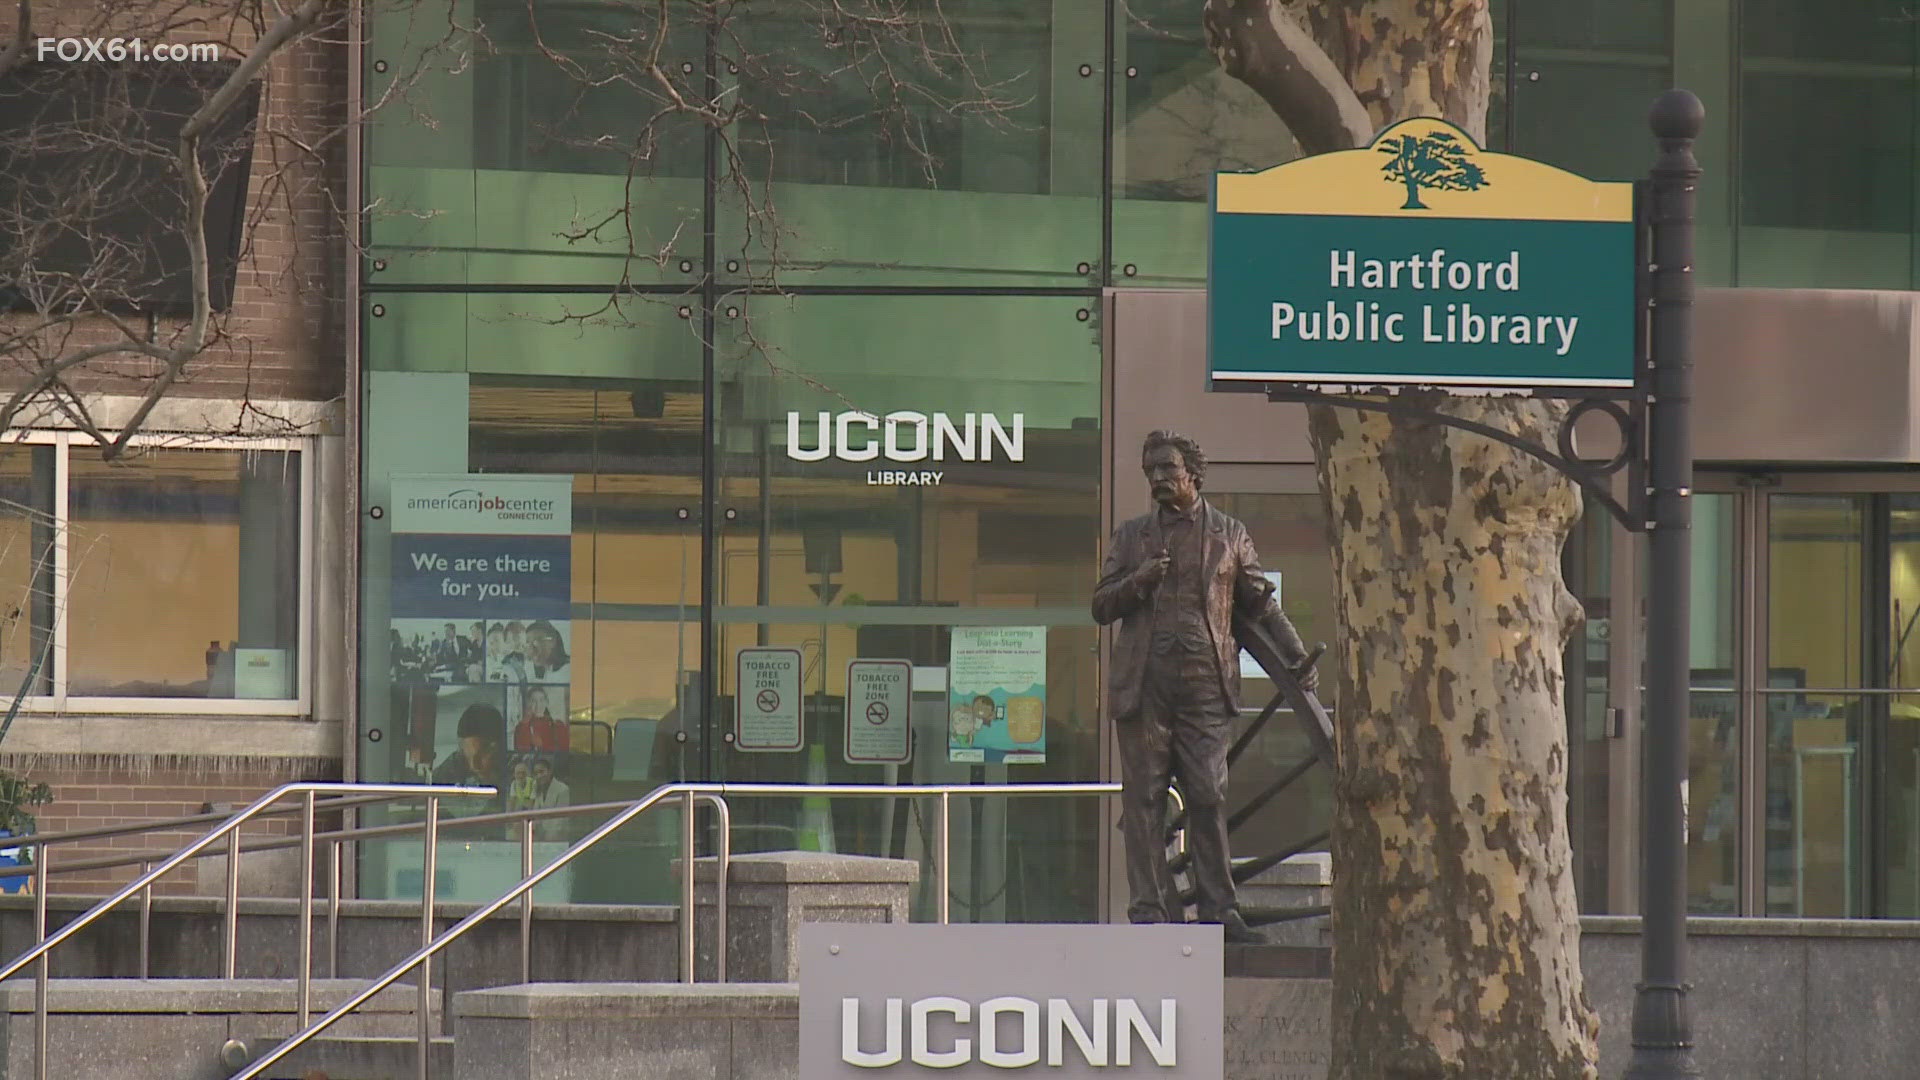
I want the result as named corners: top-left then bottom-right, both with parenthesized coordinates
top-left (799, 923), bottom-right (1223, 1078)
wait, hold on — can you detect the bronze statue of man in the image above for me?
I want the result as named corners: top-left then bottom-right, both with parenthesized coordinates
top-left (1093, 430), bottom-right (1316, 943)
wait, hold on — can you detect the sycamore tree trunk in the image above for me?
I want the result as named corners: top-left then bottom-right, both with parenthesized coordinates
top-left (1205, 2), bottom-right (1602, 1077)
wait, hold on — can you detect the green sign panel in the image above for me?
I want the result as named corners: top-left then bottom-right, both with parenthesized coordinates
top-left (1210, 119), bottom-right (1636, 390)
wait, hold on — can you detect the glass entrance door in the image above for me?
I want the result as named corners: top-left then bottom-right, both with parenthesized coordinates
top-left (1203, 483), bottom-right (1337, 870)
top-left (1687, 473), bottom-right (1920, 917)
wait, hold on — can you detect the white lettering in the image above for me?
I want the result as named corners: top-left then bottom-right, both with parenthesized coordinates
top-left (842, 998), bottom-right (903, 1067)
top-left (1498, 252), bottom-right (1521, 289)
top-left (978, 996), bottom-right (1041, 1068)
top-left (1329, 249), bottom-right (1355, 288)
top-left (1272, 302), bottom-right (1295, 339)
top-left (911, 997), bottom-right (971, 1068)
top-left (933, 413), bottom-right (974, 461)
top-left (1555, 315), bottom-right (1579, 355)
top-left (981, 413), bottom-right (1024, 461)
top-left (787, 411), bottom-right (831, 462)
top-left (836, 412), bottom-right (880, 462)
top-left (1047, 998), bottom-right (1108, 1066)
top-left (883, 411), bottom-right (929, 462)
top-left (793, 411), bottom-right (1017, 464)
top-left (1115, 999), bottom-right (1177, 1067)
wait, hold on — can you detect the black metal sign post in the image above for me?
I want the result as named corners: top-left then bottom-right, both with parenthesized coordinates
top-left (1626, 87), bottom-right (1705, 1080)
top-left (1251, 91), bottom-right (1706, 1077)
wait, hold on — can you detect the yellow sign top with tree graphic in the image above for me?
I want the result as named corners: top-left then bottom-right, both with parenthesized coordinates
top-left (1215, 118), bottom-right (1630, 223)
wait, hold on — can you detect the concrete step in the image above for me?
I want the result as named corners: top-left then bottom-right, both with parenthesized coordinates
top-left (250, 1035), bottom-right (454, 1080)
top-left (1225, 942), bottom-right (1331, 979)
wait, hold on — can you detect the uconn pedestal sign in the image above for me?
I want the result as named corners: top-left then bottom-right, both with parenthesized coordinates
top-left (798, 923), bottom-right (1223, 1078)
top-left (1209, 118), bottom-right (1635, 390)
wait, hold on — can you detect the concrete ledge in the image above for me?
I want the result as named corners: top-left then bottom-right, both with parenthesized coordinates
top-left (1581, 915), bottom-right (1920, 939)
top-left (458, 982), bottom-right (799, 1020)
top-left (684, 850), bottom-right (920, 884)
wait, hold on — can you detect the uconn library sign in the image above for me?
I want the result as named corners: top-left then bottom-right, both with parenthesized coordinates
top-left (798, 924), bottom-right (1224, 1078)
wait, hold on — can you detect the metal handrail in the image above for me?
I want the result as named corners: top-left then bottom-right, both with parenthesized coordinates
top-left (230, 783), bottom-right (727, 1080)
top-left (0, 782), bottom-right (491, 1080)
top-left (233, 780), bottom-right (1122, 1080)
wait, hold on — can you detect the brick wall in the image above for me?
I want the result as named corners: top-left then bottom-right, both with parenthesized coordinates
top-left (3, 6), bottom-right (352, 409)
top-left (3, 754), bottom-right (341, 897)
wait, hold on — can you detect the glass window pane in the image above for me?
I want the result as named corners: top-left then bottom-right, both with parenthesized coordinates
top-left (1765, 691), bottom-right (1863, 916)
top-left (713, 293), bottom-right (1102, 921)
top-left (1510, 0), bottom-right (1671, 183)
top-left (1887, 498), bottom-right (1920, 689)
top-left (718, 0), bottom-right (1103, 287)
top-left (1770, 495), bottom-right (1865, 689)
top-left (1737, 3), bottom-right (1915, 288)
top-left (365, 0), bottom-right (703, 287)
top-left (1689, 691), bottom-right (1741, 914)
top-left (1114, 0), bottom-right (1294, 285)
top-left (0, 446), bottom-right (54, 697)
top-left (1882, 694), bottom-right (1920, 916)
top-left (1693, 493), bottom-right (1739, 674)
top-left (1565, 497), bottom-right (1615, 912)
top-left (66, 448), bottom-right (300, 699)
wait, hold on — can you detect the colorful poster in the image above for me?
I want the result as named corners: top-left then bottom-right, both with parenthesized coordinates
top-left (388, 475), bottom-right (574, 809)
top-left (948, 627), bottom-right (1046, 764)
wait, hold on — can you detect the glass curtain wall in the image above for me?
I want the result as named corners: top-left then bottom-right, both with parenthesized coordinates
top-left (359, 1), bottom-right (1108, 912)
top-left (362, 0), bottom-right (1920, 911)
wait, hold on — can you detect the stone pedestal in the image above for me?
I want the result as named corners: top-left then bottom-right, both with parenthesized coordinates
top-left (1225, 977), bottom-right (1331, 1080)
top-left (677, 851), bottom-right (917, 982)
top-left (455, 983), bottom-right (798, 1080)
top-left (1236, 852), bottom-right (1331, 948)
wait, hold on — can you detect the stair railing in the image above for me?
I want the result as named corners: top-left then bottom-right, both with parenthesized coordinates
top-left (0, 782), bottom-right (491, 1080)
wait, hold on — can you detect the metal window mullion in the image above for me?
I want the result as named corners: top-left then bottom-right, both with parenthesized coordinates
top-left (298, 443), bottom-right (316, 710)
top-left (51, 434), bottom-right (69, 707)
top-left (1864, 495), bottom-right (1891, 917)
top-left (1738, 485), bottom-right (1768, 915)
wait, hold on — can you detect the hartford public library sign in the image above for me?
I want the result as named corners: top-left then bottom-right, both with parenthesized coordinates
top-left (798, 924), bottom-right (1223, 1077)
top-left (1209, 118), bottom-right (1635, 390)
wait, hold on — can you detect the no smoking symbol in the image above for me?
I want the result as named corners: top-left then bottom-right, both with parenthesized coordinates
top-left (755, 688), bottom-right (780, 713)
top-left (865, 700), bottom-right (889, 725)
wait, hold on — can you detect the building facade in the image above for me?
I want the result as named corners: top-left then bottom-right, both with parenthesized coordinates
top-left (7, 0), bottom-right (1920, 920)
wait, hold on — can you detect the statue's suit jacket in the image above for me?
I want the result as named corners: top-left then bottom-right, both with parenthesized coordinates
top-left (1092, 499), bottom-right (1310, 722)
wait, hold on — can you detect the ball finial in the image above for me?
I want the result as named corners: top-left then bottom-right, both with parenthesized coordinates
top-left (1650, 89), bottom-right (1705, 141)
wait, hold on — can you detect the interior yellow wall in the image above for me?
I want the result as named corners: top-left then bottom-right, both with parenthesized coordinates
top-left (64, 521), bottom-right (242, 692)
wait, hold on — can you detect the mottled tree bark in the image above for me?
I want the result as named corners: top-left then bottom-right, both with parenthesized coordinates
top-left (1205, 2), bottom-right (1601, 1077)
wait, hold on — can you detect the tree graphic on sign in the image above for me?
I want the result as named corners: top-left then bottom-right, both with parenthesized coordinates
top-left (1377, 130), bottom-right (1489, 209)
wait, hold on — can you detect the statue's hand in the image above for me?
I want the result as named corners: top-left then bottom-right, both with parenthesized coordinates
top-left (1132, 551), bottom-right (1170, 592)
top-left (1293, 661), bottom-right (1320, 694)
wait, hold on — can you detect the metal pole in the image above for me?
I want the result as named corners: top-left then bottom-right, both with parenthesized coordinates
top-left (519, 819), bottom-right (534, 984)
top-left (223, 825), bottom-right (242, 980)
top-left (1626, 87), bottom-right (1704, 1080)
top-left (33, 844), bottom-right (47, 1080)
top-left (681, 789), bottom-right (696, 983)
top-left (138, 862), bottom-right (152, 980)
top-left (419, 796), bottom-right (439, 1080)
top-left (328, 840), bottom-right (342, 980)
top-left (935, 792), bottom-right (951, 924)
top-left (712, 796), bottom-right (730, 983)
top-left (298, 791), bottom-right (316, 1029)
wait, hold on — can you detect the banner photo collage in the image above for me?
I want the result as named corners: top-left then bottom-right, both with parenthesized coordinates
top-left (388, 474), bottom-right (575, 824)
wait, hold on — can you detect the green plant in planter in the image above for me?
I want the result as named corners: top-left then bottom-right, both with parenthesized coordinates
top-left (0, 772), bottom-right (53, 845)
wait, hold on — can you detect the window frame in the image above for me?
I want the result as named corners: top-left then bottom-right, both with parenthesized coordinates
top-left (0, 429), bottom-right (315, 716)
